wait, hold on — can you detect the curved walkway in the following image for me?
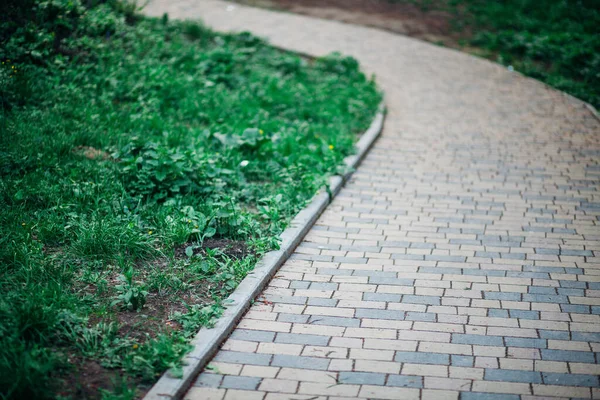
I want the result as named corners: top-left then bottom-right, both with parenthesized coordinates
top-left (145, 1), bottom-right (600, 399)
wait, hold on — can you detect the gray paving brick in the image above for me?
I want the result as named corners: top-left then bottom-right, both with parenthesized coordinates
top-left (387, 375), bottom-right (423, 388)
top-left (307, 298), bottom-right (337, 307)
top-left (571, 332), bottom-right (600, 342)
top-left (542, 372), bottom-right (599, 387)
top-left (485, 369), bottom-right (542, 384)
top-left (451, 355), bottom-right (474, 367)
top-left (461, 393), bottom-right (519, 400)
top-left (528, 286), bottom-right (556, 295)
top-left (405, 312), bottom-right (436, 322)
top-left (214, 351), bottom-right (272, 366)
top-left (221, 375), bottom-right (261, 390)
top-left (309, 282), bottom-right (338, 290)
top-left (264, 294), bottom-right (307, 305)
top-left (308, 316), bottom-right (360, 327)
top-left (194, 373), bottom-right (223, 388)
top-left (271, 354), bottom-right (330, 370)
top-left (504, 337), bottom-right (547, 349)
top-left (464, 269), bottom-right (506, 277)
top-left (289, 281), bottom-right (311, 289)
top-left (353, 270), bottom-right (397, 278)
top-left (508, 310), bottom-right (539, 320)
top-left (452, 334), bottom-right (504, 347)
top-left (230, 329), bottom-right (276, 343)
top-left (278, 313), bottom-right (310, 323)
top-left (522, 294), bottom-right (568, 303)
top-left (333, 256), bottom-right (368, 264)
top-left (363, 292), bottom-right (402, 302)
top-left (556, 288), bottom-right (584, 296)
top-left (291, 254), bottom-right (333, 262)
top-left (425, 255), bottom-right (466, 262)
top-left (488, 309), bottom-right (509, 318)
top-left (392, 254), bottom-right (424, 261)
top-left (394, 351), bottom-right (450, 365)
top-left (560, 280), bottom-right (587, 289)
top-left (560, 304), bottom-right (592, 314)
top-left (484, 292), bottom-right (521, 301)
top-left (539, 330), bottom-right (570, 340)
top-left (420, 267), bottom-right (463, 275)
top-left (541, 349), bottom-right (596, 363)
top-left (317, 268), bottom-right (352, 276)
top-left (339, 372), bottom-right (385, 385)
top-left (508, 272), bottom-right (549, 279)
top-left (275, 333), bottom-right (330, 346)
top-left (368, 276), bottom-right (414, 286)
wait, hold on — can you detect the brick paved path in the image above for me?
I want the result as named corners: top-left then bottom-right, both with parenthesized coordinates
top-left (145, 1), bottom-right (600, 398)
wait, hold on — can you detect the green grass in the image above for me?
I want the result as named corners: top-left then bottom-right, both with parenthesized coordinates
top-left (456, 0), bottom-right (600, 109)
top-left (394, 0), bottom-right (600, 108)
top-left (0, 1), bottom-right (381, 398)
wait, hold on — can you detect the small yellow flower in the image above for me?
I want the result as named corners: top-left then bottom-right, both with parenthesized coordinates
top-left (21, 222), bottom-right (26, 226)
top-left (195, 225), bottom-right (199, 228)
top-left (148, 230), bottom-right (153, 235)
top-left (259, 130), bottom-right (264, 135)
top-left (328, 145), bottom-right (334, 150)
top-left (132, 344), bottom-right (139, 349)
top-left (187, 219), bottom-right (191, 223)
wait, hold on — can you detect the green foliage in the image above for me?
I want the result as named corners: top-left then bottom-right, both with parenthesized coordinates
top-left (451, 0), bottom-right (600, 107)
top-left (0, 0), bottom-right (381, 398)
top-left (464, 0), bottom-right (600, 107)
top-left (111, 271), bottom-right (149, 312)
top-left (388, 0), bottom-right (599, 107)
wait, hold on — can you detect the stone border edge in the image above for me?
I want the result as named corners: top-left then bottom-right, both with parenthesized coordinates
top-left (144, 102), bottom-right (386, 400)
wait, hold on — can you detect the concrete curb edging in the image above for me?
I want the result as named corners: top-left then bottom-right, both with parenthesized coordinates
top-left (144, 102), bottom-right (386, 400)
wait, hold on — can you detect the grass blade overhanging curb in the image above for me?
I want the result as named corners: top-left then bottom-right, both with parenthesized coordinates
top-left (144, 101), bottom-right (386, 400)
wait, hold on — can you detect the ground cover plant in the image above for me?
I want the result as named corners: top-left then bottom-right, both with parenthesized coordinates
top-left (445, 0), bottom-right (600, 109)
top-left (0, 1), bottom-right (381, 398)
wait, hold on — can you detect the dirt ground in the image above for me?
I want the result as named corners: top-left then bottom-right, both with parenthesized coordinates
top-left (231, 0), bottom-right (471, 48)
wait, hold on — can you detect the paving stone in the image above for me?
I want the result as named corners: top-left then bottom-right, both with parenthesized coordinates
top-left (274, 333), bottom-right (330, 346)
top-left (214, 352), bottom-right (272, 366)
top-left (338, 372), bottom-right (386, 385)
top-left (541, 349), bottom-right (596, 363)
top-left (402, 295), bottom-right (442, 306)
top-left (538, 330), bottom-right (570, 340)
top-left (542, 372), bottom-right (599, 387)
top-left (307, 298), bottom-right (338, 307)
top-left (220, 375), bottom-right (261, 390)
top-left (194, 373), bottom-right (223, 388)
top-left (450, 355), bottom-right (474, 367)
top-left (307, 316), bottom-right (360, 327)
top-left (271, 355), bottom-right (330, 370)
top-left (485, 369), bottom-right (542, 384)
top-left (461, 393), bottom-right (520, 400)
top-left (504, 337), bottom-right (547, 349)
top-left (394, 351), bottom-right (450, 365)
top-left (230, 330), bottom-right (276, 343)
top-left (405, 312), bottom-right (436, 321)
top-left (387, 375), bottom-right (423, 388)
top-left (277, 313), bottom-right (310, 324)
top-left (363, 292), bottom-right (402, 302)
top-left (452, 334), bottom-right (504, 347)
top-left (355, 308), bottom-right (405, 320)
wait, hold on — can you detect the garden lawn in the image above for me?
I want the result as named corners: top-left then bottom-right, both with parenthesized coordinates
top-left (413, 0), bottom-right (600, 108)
top-left (0, 1), bottom-right (381, 399)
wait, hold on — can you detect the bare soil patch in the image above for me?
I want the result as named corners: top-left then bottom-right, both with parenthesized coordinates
top-left (233, 0), bottom-right (468, 47)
